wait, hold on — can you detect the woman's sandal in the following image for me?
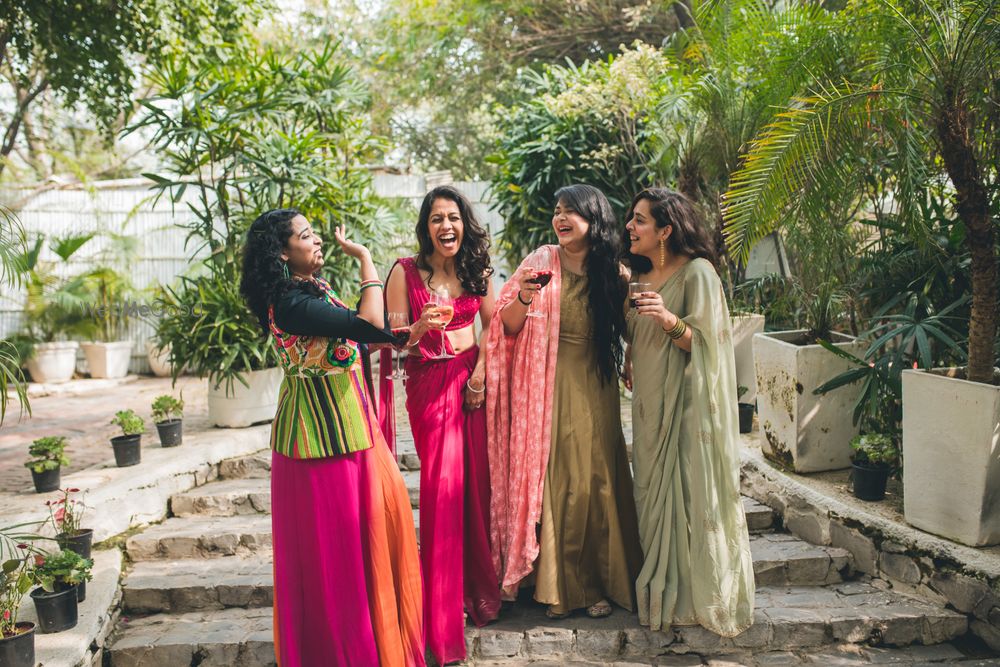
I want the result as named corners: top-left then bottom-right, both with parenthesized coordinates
top-left (586, 600), bottom-right (613, 618)
top-left (545, 606), bottom-right (570, 620)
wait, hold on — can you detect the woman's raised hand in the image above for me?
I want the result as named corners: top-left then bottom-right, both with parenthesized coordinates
top-left (514, 265), bottom-right (541, 302)
top-left (634, 290), bottom-right (681, 331)
top-left (333, 225), bottom-right (370, 260)
top-left (418, 302), bottom-right (448, 331)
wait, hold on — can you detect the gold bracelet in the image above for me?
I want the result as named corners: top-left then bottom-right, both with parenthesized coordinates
top-left (665, 318), bottom-right (687, 340)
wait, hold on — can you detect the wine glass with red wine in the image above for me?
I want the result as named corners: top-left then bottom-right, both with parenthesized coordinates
top-left (525, 255), bottom-right (552, 319)
top-left (628, 282), bottom-right (651, 309)
top-left (388, 312), bottom-right (410, 381)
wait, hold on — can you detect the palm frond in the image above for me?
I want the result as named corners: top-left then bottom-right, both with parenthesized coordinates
top-left (723, 84), bottom-right (881, 262)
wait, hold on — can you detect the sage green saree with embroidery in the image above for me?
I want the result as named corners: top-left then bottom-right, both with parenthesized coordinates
top-left (627, 258), bottom-right (755, 637)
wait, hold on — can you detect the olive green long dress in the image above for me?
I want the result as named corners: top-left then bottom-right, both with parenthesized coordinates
top-left (534, 266), bottom-right (642, 614)
top-left (628, 258), bottom-right (754, 637)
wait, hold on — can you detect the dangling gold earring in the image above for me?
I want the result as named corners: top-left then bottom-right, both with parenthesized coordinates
top-left (659, 238), bottom-right (666, 268)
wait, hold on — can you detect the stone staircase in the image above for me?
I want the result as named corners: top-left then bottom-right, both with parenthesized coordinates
top-left (106, 451), bottom-right (975, 666)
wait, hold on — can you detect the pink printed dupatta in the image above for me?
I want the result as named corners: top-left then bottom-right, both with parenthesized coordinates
top-left (485, 244), bottom-right (562, 596)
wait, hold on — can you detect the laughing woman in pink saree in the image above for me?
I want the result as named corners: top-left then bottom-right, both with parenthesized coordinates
top-left (381, 185), bottom-right (501, 665)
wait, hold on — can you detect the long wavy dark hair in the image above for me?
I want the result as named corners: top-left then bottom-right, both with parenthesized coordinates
top-left (623, 188), bottom-right (718, 275)
top-left (240, 208), bottom-right (324, 334)
top-left (415, 185), bottom-right (493, 295)
top-left (554, 184), bottom-right (626, 384)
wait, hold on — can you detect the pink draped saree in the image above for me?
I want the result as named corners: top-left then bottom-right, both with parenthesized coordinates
top-left (378, 257), bottom-right (501, 665)
top-left (484, 245), bottom-right (562, 597)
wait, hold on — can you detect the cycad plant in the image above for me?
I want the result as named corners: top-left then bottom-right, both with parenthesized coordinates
top-left (724, 0), bottom-right (1000, 384)
top-left (0, 206), bottom-right (29, 424)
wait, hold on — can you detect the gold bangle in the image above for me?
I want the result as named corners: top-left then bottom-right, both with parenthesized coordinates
top-left (665, 318), bottom-right (687, 340)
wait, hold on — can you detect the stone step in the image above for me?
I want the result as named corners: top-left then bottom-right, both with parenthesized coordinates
top-left (218, 450), bottom-right (422, 481)
top-left (126, 515), bottom-right (272, 560)
top-left (122, 535), bottom-right (847, 613)
top-left (742, 497), bottom-right (774, 533)
top-left (107, 584), bottom-right (967, 666)
top-left (219, 452), bottom-right (271, 480)
top-left (171, 478), bottom-right (271, 517)
top-left (170, 477), bottom-right (771, 538)
top-left (749, 533), bottom-right (850, 586)
top-left (123, 556), bottom-right (273, 614)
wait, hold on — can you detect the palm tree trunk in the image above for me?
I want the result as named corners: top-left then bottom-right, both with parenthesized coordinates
top-left (936, 97), bottom-right (996, 384)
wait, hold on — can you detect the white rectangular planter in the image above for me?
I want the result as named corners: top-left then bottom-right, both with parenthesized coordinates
top-left (902, 369), bottom-right (1000, 546)
top-left (81, 341), bottom-right (133, 379)
top-left (25, 341), bottom-right (79, 384)
top-left (731, 313), bottom-right (765, 404)
top-left (207, 367), bottom-right (283, 428)
top-left (753, 330), bottom-right (864, 472)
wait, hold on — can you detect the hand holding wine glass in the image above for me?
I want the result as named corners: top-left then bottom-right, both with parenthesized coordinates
top-left (387, 312), bottom-right (410, 381)
top-left (521, 254), bottom-right (551, 319)
top-left (426, 287), bottom-right (455, 359)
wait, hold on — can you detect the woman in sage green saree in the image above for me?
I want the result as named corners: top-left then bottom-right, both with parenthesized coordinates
top-left (622, 188), bottom-right (754, 637)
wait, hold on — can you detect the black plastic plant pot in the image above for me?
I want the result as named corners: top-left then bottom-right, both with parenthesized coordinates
top-left (57, 528), bottom-right (94, 559)
top-left (0, 622), bottom-right (35, 667)
top-left (738, 403), bottom-right (755, 434)
top-left (851, 462), bottom-right (889, 501)
top-left (30, 586), bottom-right (79, 633)
top-left (111, 434), bottom-right (142, 467)
top-left (155, 419), bottom-right (183, 447)
top-left (30, 467), bottom-right (61, 493)
top-left (54, 579), bottom-right (86, 603)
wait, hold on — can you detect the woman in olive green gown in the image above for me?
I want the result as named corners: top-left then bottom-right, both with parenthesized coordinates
top-left (489, 183), bottom-right (641, 619)
top-left (622, 188), bottom-right (754, 637)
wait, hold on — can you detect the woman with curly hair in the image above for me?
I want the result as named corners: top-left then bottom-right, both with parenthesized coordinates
top-left (240, 209), bottom-right (424, 667)
top-left (381, 185), bottom-right (501, 665)
top-left (486, 183), bottom-right (642, 619)
top-left (623, 188), bottom-right (754, 637)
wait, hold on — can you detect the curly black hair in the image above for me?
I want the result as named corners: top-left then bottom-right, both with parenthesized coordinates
top-left (240, 208), bottom-right (324, 334)
top-left (554, 184), bottom-right (626, 385)
top-left (623, 188), bottom-right (718, 275)
top-left (415, 185), bottom-right (493, 296)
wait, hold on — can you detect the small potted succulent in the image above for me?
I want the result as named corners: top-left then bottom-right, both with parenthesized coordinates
top-left (850, 433), bottom-right (898, 502)
top-left (30, 549), bottom-right (91, 631)
top-left (1, 546), bottom-right (36, 667)
top-left (109, 409), bottom-right (144, 467)
top-left (151, 394), bottom-right (184, 447)
top-left (23, 436), bottom-right (69, 493)
top-left (48, 488), bottom-right (92, 560)
top-left (737, 385), bottom-right (755, 434)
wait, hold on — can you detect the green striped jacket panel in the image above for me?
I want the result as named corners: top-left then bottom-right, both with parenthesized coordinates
top-left (269, 367), bottom-right (376, 459)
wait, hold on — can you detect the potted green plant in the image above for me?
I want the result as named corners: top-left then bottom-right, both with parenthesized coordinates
top-left (156, 277), bottom-right (281, 428)
top-left (48, 488), bottom-right (92, 559)
top-left (736, 385), bottom-right (754, 434)
top-left (13, 233), bottom-right (97, 384)
top-left (79, 235), bottom-right (139, 379)
top-left (23, 437), bottom-right (69, 493)
top-left (751, 281), bottom-right (864, 472)
top-left (849, 434), bottom-right (897, 502)
top-left (0, 545), bottom-right (36, 666)
top-left (151, 394), bottom-right (184, 446)
top-left (30, 549), bottom-right (91, 628)
top-left (109, 409), bottom-right (144, 467)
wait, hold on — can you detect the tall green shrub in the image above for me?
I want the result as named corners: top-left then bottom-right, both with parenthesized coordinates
top-left (488, 45), bottom-right (667, 264)
top-left (131, 40), bottom-right (406, 392)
